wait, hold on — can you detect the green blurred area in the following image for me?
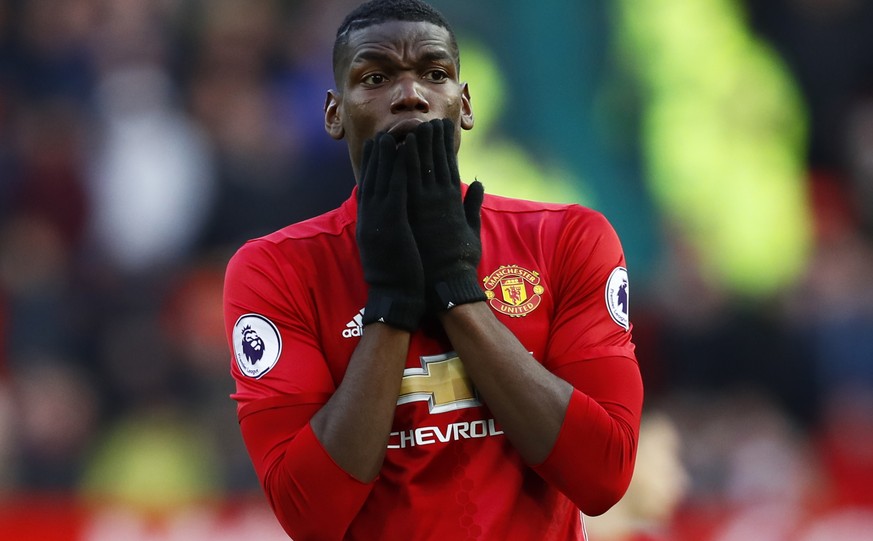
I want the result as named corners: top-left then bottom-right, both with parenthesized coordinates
top-left (435, 0), bottom-right (811, 297)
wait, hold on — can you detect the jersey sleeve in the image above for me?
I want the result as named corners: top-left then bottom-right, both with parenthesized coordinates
top-left (543, 207), bottom-right (636, 368)
top-left (533, 356), bottom-right (643, 515)
top-left (535, 208), bottom-right (644, 515)
top-left (224, 240), bottom-right (374, 539)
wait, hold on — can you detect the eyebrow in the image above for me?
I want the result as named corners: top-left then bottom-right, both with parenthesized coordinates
top-left (420, 50), bottom-right (456, 65)
top-left (350, 48), bottom-right (456, 67)
top-left (349, 50), bottom-right (392, 66)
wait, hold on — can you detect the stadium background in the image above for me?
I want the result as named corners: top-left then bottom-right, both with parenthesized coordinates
top-left (1, 0), bottom-right (873, 539)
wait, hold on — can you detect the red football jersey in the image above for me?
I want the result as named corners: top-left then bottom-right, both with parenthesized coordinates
top-left (223, 186), bottom-right (643, 540)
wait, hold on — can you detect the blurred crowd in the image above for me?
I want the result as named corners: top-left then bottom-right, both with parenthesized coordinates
top-left (0, 0), bottom-right (361, 507)
top-left (0, 0), bottom-right (872, 540)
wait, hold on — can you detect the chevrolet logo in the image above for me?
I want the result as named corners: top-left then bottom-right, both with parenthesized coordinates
top-left (397, 352), bottom-right (480, 413)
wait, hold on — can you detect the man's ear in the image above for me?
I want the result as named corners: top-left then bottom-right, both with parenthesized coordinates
top-left (460, 82), bottom-right (474, 131)
top-left (324, 90), bottom-right (345, 140)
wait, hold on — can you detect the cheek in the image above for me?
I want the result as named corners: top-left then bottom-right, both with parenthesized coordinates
top-left (344, 99), bottom-right (379, 136)
top-left (442, 94), bottom-right (462, 115)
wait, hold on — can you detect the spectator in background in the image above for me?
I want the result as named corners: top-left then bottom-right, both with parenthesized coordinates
top-left (10, 358), bottom-right (99, 489)
top-left (85, 0), bottom-right (215, 275)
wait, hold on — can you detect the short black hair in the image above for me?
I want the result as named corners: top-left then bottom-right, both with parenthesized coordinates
top-left (332, 0), bottom-right (460, 85)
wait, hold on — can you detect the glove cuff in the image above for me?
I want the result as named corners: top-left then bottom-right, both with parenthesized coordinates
top-left (362, 290), bottom-right (426, 332)
top-left (431, 273), bottom-right (487, 312)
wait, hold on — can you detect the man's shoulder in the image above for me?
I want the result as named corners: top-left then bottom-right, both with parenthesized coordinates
top-left (480, 192), bottom-right (619, 251)
top-left (252, 195), bottom-right (355, 245)
top-left (230, 197), bottom-right (355, 265)
top-left (482, 191), bottom-right (605, 223)
top-left (265, 204), bottom-right (353, 243)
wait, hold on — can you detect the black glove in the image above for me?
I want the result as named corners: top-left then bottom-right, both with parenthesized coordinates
top-left (356, 133), bottom-right (426, 330)
top-left (405, 119), bottom-right (486, 312)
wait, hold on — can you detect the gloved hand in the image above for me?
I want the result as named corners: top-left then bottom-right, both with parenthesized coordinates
top-left (356, 133), bottom-right (426, 330)
top-left (405, 119), bottom-right (486, 312)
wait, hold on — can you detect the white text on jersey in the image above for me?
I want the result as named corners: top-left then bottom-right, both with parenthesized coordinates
top-left (387, 418), bottom-right (504, 449)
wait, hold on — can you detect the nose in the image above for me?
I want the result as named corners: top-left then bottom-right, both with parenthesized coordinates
top-left (390, 76), bottom-right (429, 114)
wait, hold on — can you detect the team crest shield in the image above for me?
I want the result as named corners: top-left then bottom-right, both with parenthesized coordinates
top-left (483, 265), bottom-right (544, 317)
top-left (500, 277), bottom-right (528, 306)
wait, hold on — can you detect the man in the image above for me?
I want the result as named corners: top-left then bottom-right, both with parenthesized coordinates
top-left (223, 1), bottom-right (643, 539)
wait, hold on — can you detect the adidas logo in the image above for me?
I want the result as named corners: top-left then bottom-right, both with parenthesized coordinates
top-left (342, 308), bottom-right (365, 338)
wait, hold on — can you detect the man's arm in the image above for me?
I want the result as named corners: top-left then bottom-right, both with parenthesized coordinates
top-left (226, 243), bottom-right (414, 539)
top-left (239, 325), bottom-right (411, 540)
top-left (404, 118), bottom-right (642, 514)
top-left (308, 133), bottom-right (426, 481)
top-left (438, 302), bottom-right (572, 463)
top-left (229, 133), bottom-right (427, 539)
top-left (439, 302), bottom-right (643, 515)
top-left (309, 323), bottom-right (409, 482)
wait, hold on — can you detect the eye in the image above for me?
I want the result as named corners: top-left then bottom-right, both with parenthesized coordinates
top-left (362, 73), bottom-right (386, 85)
top-left (424, 69), bottom-right (448, 82)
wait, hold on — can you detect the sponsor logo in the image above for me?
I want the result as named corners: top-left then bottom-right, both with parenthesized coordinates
top-left (605, 267), bottom-right (630, 331)
top-left (482, 264), bottom-right (545, 317)
top-left (342, 308), bottom-right (365, 338)
top-left (388, 419), bottom-right (504, 449)
top-left (398, 352), bottom-right (480, 413)
top-left (232, 313), bottom-right (281, 378)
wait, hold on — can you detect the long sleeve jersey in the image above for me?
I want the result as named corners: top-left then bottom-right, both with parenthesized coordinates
top-left (223, 187), bottom-right (643, 540)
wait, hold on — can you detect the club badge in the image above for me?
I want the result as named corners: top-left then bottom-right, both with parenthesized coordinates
top-left (482, 265), bottom-right (544, 317)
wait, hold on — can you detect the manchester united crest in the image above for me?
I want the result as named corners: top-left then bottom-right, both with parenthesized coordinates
top-left (482, 265), bottom-right (545, 317)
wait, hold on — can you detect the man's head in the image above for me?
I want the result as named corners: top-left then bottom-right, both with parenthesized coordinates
top-left (325, 0), bottom-right (474, 181)
top-left (332, 0), bottom-right (460, 86)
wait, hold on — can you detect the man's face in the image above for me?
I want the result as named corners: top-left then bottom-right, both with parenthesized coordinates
top-left (325, 20), bottom-right (473, 180)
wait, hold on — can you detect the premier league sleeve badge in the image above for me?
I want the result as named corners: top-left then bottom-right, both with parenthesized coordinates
top-left (232, 313), bottom-right (282, 378)
top-left (605, 267), bottom-right (630, 331)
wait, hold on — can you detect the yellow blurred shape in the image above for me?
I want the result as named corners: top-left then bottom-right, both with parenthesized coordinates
top-left (457, 39), bottom-right (590, 205)
top-left (80, 412), bottom-right (220, 514)
top-left (614, 0), bottom-right (811, 296)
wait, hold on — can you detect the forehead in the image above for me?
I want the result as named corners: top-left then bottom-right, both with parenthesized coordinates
top-left (340, 20), bottom-right (455, 68)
